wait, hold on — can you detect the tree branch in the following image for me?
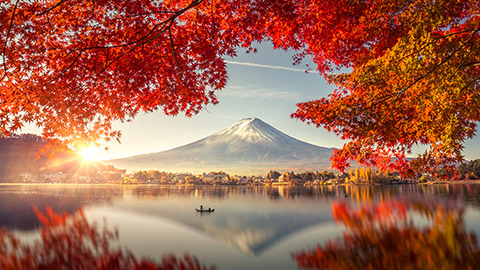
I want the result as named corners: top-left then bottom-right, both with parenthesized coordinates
top-left (88, 0), bottom-right (95, 21)
top-left (463, 61), bottom-right (480, 67)
top-left (168, 22), bottom-right (182, 69)
top-left (94, 22), bottom-right (171, 76)
top-left (48, 50), bottom-right (85, 84)
top-left (373, 26), bottom-right (480, 106)
top-left (399, 27), bottom-right (480, 96)
top-left (1, 0), bottom-right (20, 83)
top-left (93, 0), bottom-right (204, 75)
top-left (459, 76), bottom-right (480, 94)
top-left (444, 41), bottom-right (475, 83)
top-left (40, 0), bottom-right (204, 86)
top-left (37, 0), bottom-right (69, 16)
top-left (71, 0), bottom-right (204, 52)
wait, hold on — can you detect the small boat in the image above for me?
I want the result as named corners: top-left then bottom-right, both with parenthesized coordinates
top-left (195, 207), bottom-right (215, 213)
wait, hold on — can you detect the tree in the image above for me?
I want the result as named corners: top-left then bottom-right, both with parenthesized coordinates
top-left (267, 170), bottom-right (281, 180)
top-left (1, 1), bottom-right (478, 174)
top-left (365, 166), bottom-right (372, 183)
top-left (0, 0), bottom-right (305, 151)
top-left (0, 0), bottom-right (249, 148)
top-left (458, 159), bottom-right (480, 179)
top-left (291, 0), bottom-right (480, 175)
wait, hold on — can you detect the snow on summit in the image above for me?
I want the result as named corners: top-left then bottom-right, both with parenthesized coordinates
top-left (107, 117), bottom-right (335, 174)
top-left (212, 117), bottom-right (295, 144)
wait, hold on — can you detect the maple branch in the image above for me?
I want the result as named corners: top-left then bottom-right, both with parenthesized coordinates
top-left (459, 76), bottom-right (480, 94)
top-left (42, 0), bottom-right (204, 86)
top-left (1, 0), bottom-right (20, 83)
top-left (93, 0), bottom-right (204, 74)
top-left (168, 22), bottom-right (182, 69)
top-left (95, 22), bottom-right (171, 76)
top-left (210, 0), bottom-right (216, 45)
top-left (463, 61), bottom-right (480, 67)
top-left (444, 41), bottom-right (475, 83)
top-left (74, 0), bottom-right (203, 52)
top-left (89, 0), bottom-right (95, 21)
top-left (37, 0), bottom-right (69, 16)
top-left (397, 27), bottom-right (480, 70)
top-left (120, 10), bottom-right (177, 19)
top-left (399, 27), bottom-right (480, 94)
top-left (373, 27), bottom-right (480, 106)
top-left (104, 48), bottom-right (109, 70)
top-left (49, 50), bottom-right (85, 84)
top-left (45, 10), bottom-right (54, 30)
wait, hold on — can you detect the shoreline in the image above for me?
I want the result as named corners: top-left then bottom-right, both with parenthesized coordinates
top-left (1, 180), bottom-right (480, 187)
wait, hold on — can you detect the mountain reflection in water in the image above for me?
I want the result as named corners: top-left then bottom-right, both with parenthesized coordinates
top-left (1, 184), bottom-right (480, 269)
top-left (293, 198), bottom-right (480, 269)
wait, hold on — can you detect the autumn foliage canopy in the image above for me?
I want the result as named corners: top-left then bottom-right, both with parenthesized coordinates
top-left (1, 0), bottom-right (479, 173)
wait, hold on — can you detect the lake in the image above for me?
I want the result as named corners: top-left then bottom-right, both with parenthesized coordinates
top-left (1, 183), bottom-right (480, 269)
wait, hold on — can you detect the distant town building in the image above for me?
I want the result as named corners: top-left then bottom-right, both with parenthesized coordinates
top-left (19, 173), bottom-right (34, 182)
top-left (203, 173), bottom-right (229, 183)
top-left (174, 173), bottom-right (192, 182)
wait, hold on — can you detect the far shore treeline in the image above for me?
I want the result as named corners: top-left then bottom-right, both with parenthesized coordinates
top-left (9, 160), bottom-right (480, 186)
top-left (2, 134), bottom-right (480, 185)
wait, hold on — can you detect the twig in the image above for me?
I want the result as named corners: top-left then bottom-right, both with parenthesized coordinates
top-left (37, 0), bottom-right (69, 16)
top-left (1, 0), bottom-right (20, 83)
top-left (168, 22), bottom-right (182, 69)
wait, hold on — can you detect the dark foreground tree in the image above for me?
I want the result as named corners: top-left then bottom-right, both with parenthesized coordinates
top-left (1, 0), bottom-right (479, 173)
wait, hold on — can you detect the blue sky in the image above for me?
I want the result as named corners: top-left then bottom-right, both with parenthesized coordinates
top-left (22, 43), bottom-right (480, 162)
top-left (101, 43), bottom-right (343, 160)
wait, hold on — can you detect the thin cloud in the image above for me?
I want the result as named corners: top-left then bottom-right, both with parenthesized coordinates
top-left (225, 60), bottom-right (314, 73)
top-left (220, 85), bottom-right (308, 101)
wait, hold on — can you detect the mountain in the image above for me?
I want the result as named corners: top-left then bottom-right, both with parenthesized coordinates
top-left (106, 118), bottom-right (335, 174)
top-left (0, 134), bottom-right (119, 182)
top-left (0, 134), bottom-right (47, 181)
top-left (0, 134), bottom-right (79, 181)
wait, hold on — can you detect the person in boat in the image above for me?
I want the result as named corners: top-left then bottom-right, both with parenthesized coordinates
top-left (200, 205), bottom-right (203, 211)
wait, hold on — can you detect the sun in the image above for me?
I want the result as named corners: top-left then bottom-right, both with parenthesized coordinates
top-left (78, 145), bottom-right (99, 161)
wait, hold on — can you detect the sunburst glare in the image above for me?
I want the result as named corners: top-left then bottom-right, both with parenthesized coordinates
top-left (78, 144), bottom-right (101, 161)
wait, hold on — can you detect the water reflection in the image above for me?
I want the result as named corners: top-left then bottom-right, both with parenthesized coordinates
top-left (112, 189), bottom-right (334, 256)
top-left (0, 184), bottom-right (126, 230)
top-left (1, 184), bottom-right (480, 269)
top-left (3, 183), bottom-right (478, 203)
top-left (293, 198), bottom-right (480, 269)
top-left (0, 206), bottom-right (214, 270)
top-left (341, 184), bottom-right (480, 207)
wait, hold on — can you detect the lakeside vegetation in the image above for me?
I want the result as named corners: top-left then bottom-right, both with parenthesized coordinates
top-left (11, 159), bottom-right (480, 186)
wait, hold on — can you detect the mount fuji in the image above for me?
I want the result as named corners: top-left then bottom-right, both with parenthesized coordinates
top-left (106, 118), bottom-right (335, 174)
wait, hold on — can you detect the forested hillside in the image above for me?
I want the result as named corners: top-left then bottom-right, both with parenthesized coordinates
top-left (0, 134), bottom-right (80, 181)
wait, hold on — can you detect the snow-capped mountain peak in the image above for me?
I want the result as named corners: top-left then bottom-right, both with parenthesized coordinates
top-left (107, 117), bottom-right (335, 174)
top-left (212, 117), bottom-right (293, 144)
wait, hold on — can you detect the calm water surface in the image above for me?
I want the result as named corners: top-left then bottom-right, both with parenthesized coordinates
top-left (1, 184), bottom-right (479, 269)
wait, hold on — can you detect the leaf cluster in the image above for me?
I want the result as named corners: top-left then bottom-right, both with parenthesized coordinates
top-left (291, 0), bottom-right (480, 174)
